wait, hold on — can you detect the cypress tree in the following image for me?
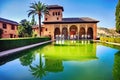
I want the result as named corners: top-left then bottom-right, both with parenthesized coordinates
top-left (116, 0), bottom-right (120, 33)
top-left (31, 15), bottom-right (36, 25)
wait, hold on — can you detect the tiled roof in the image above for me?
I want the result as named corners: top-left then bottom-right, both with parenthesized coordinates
top-left (0, 17), bottom-right (18, 25)
top-left (62, 17), bottom-right (99, 23)
top-left (43, 17), bottom-right (99, 24)
top-left (47, 5), bottom-right (64, 11)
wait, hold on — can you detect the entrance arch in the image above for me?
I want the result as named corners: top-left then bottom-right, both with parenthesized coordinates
top-left (79, 27), bottom-right (85, 39)
top-left (70, 25), bottom-right (77, 39)
top-left (87, 27), bottom-right (93, 39)
top-left (62, 27), bottom-right (68, 39)
top-left (70, 25), bottom-right (77, 35)
top-left (54, 27), bottom-right (60, 39)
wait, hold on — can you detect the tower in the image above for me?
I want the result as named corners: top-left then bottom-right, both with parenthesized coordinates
top-left (44, 5), bottom-right (64, 22)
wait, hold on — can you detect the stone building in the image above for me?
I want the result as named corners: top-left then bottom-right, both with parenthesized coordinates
top-left (0, 17), bottom-right (18, 38)
top-left (33, 5), bottom-right (99, 40)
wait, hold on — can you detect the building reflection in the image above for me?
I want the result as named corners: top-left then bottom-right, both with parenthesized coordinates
top-left (113, 51), bottom-right (120, 80)
top-left (43, 42), bottom-right (98, 61)
top-left (45, 58), bottom-right (63, 72)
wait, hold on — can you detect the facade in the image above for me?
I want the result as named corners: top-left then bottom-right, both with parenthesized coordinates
top-left (35, 5), bottom-right (99, 40)
top-left (0, 17), bottom-right (18, 38)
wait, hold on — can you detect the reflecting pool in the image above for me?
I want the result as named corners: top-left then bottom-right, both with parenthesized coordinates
top-left (0, 41), bottom-right (120, 80)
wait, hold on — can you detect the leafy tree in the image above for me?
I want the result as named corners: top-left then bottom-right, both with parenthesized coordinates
top-left (0, 28), bottom-right (3, 38)
top-left (116, 0), bottom-right (120, 33)
top-left (18, 19), bottom-right (33, 37)
top-left (113, 51), bottom-right (120, 80)
top-left (28, 1), bottom-right (49, 36)
top-left (20, 50), bottom-right (35, 66)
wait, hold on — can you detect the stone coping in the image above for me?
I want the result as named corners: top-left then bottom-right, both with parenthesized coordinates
top-left (0, 40), bottom-right (53, 57)
top-left (93, 40), bottom-right (120, 46)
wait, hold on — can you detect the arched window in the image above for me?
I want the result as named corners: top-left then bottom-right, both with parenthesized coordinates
top-left (57, 17), bottom-right (59, 20)
top-left (53, 12), bottom-right (55, 16)
top-left (56, 12), bottom-right (57, 16)
top-left (58, 12), bottom-right (60, 15)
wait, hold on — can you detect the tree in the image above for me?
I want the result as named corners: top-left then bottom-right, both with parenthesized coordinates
top-left (18, 19), bottom-right (33, 37)
top-left (29, 53), bottom-right (47, 79)
top-left (28, 1), bottom-right (49, 36)
top-left (20, 50), bottom-right (35, 66)
top-left (0, 28), bottom-right (3, 38)
top-left (31, 15), bottom-right (37, 25)
top-left (116, 0), bottom-right (120, 33)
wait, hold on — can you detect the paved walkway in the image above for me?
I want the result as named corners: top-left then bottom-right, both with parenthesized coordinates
top-left (0, 40), bottom-right (53, 57)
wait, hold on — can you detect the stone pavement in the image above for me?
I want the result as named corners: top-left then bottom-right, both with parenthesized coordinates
top-left (0, 40), bottom-right (53, 57)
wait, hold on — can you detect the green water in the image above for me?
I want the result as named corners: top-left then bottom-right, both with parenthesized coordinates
top-left (0, 41), bottom-right (120, 80)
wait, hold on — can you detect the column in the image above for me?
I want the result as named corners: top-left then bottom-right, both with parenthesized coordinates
top-left (93, 24), bottom-right (97, 40)
top-left (85, 24), bottom-right (88, 39)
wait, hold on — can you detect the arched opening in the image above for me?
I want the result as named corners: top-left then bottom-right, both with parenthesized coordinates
top-left (79, 27), bottom-right (85, 39)
top-left (70, 25), bottom-right (77, 39)
top-left (87, 27), bottom-right (93, 39)
top-left (54, 27), bottom-right (60, 39)
top-left (62, 27), bottom-right (68, 40)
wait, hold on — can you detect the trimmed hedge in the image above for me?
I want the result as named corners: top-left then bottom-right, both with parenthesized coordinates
top-left (100, 37), bottom-right (120, 43)
top-left (0, 37), bottom-right (51, 51)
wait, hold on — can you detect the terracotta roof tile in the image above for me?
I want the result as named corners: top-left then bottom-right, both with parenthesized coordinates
top-left (0, 17), bottom-right (18, 25)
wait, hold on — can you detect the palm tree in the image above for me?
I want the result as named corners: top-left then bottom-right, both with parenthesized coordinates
top-left (28, 1), bottom-right (49, 36)
top-left (29, 53), bottom-right (47, 80)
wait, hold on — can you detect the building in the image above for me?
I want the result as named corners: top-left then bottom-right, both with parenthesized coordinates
top-left (0, 17), bottom-right (18, 38)
top-left (33, 5), bottom-right (99, 40)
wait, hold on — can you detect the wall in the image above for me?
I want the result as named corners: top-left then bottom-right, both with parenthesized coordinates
top-left (43, 23), bottom-right (97, 40)
top-left (0, 22), bottom-right (18, 38)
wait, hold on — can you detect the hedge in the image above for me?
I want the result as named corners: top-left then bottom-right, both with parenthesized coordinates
top-left (100, 37), bottom-right (120, 43)
top-left (0, 37), bottom-right (51, 51)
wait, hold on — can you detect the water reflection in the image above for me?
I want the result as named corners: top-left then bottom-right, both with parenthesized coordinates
top-left (113, 51), bottom-right (120, 80)
top-left (45, 58), bottom-right (63, 72)
top-left (17, 42), bottom-right (98, 79)
top-left (29, 53), bottom-right (47, 79)
top-left (19, 50), bottom-right (35, 66)
top-left (43, 42), bottom-right (97, 61)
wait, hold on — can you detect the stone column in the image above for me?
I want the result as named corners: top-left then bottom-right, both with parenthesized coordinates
top-left (93, 24), bottom-right (97, 40)
top-left (85, 24), bottom-right (88, 39)
top-left (59, 24), bottom-right (62, 35)
top-left (77, 24), bottom-right (80, 39)
top-left (67, 25), bottom-right (70, 40)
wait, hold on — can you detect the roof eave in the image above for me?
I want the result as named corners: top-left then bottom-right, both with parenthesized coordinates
top-left (43, 21), bottom-right (99, 24)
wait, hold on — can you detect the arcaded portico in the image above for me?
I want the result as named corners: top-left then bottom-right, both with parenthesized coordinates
top-left (42, 5), bottom-right (99, 40)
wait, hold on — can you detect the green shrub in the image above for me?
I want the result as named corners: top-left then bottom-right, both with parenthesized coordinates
top-left (0, 37), bottom-right (51, 51)
top-left (100, 37), bottom-right (120, 43)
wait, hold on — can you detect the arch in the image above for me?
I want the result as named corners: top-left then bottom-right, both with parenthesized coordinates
top-left (79, 27), bottom-right (85, 39)
top-left (70, 25), bottom-right (77, 35)
top-left (87, 27), bottom-right (93, 39)
top-left (54, 27), bottom-right (60, 39)
top-left (62, 27), bottom-right (68, 39)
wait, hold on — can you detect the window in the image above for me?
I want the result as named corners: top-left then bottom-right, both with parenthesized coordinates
top-left (11, 25), bottom-right (15, 30)
top-left (45, 18), bottom-right (47, 21)
top-left (10, 34), bottom-right (13, 38)
top-left (57, 17), bottom-right (59, 20)
top-left (58, 12), bottom-right (60, 15)
top-left (46, 28), bottom-right (47, 31)
top-left (3, 23), bottom-right (7, 29)
top-left (56, 12), bottom-right (57, 16)
top-left (53, 12), bottom-right (55, 16)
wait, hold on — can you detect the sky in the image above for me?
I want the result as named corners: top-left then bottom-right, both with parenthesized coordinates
top-left (0, 0), bottom-right (118, 28)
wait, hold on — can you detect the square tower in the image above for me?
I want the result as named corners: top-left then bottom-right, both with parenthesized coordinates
top-left (44, 5), bottom-right (64, 22)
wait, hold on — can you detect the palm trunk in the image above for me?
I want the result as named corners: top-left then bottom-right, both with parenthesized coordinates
top-left (38, 14), bottom-right (41, 36)
top-left (40, 53), bottom-right (42, 66)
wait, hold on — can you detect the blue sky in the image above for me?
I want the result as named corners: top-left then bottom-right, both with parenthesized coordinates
top-left (0, 0), bottom-right (118, 28)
